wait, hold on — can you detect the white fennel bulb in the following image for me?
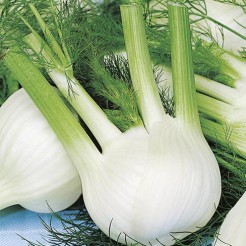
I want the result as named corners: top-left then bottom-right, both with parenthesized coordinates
top-left (81, 5), bottom-right (221, 244)
top-left (82, 118), bottom-right (221, 245)
top-left (0, 88), bottom-right (81, 213)
top-left (213, 192), bottom-right (246, 246)
top-left (149, 0), bottom-right (246, 54)
top-left (199, 0), bottom-right (246, 54)
top-left (5, 2), bottom-right (221, 245)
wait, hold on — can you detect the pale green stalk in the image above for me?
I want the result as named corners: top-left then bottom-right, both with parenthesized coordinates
top-left (120, 4), bottom-right (165, 131)
top-left (195, 73), bottom-right (240, 105)
top-left (160, 64), bottom-right (241, 106)
top-left (197, 93), bottom-right (242, 124)
top-left (29, 3), bottom-right (70, 72)
top-left (201, 117), bottom-right (246, 159)
top-left (222, 51), bottom-right (246, 88)
top-left (49, 0), bottom-right (72, 66)
top-left (159, 64), bottom-right (244, 119)
top-left (168, 2), bottom-right (201, 132)
top-left (22, 4), bottom-right (121, 149)
top-left (215, 156), bottom-right (242, 176)
top-left (18, 13), bottom-right (61, 69)
top-left (4, 47), bottom-right (102, 171)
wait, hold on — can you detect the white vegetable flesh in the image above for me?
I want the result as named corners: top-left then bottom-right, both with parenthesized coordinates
top-left (213, 192), bottom-right (246, 246)
top-left (0, 89), bottom-right (81, 212)
top-left (200, 0), bottom-right (246, 54)
top-left (149, 0), bottom-right (246, 54)
top-left (80, 116), bottom-right (221, 245)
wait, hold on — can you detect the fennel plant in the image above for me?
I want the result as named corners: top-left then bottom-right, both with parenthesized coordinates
top-left (4, 1), bottom-right (222, 245)
top-left (0, 0), bottom-right (245, 245)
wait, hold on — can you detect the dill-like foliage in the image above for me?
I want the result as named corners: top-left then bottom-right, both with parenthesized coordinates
top-left (91, 54), bottom-right (142, 131)
top-left (0, 0), bottom-right (56, 49)
top-left (144, 0), bottom-right (244, 85)
top-left (1, 1), bottom-right (245, 245)
top-left (22, 199), bottom-right (126, 246)
top-left (56, 0), bottom-right (240, 87)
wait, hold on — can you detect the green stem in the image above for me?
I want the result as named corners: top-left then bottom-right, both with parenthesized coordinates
top-left (214, 150), bottom-right (246, 165)
top-left (216, 156), bottom-right (239, 174)
top-left (24, 33), bottom-right (121, 150)
top-left (49, 69), bottom-right (122, 149)
top-left (198, 92), bottom-right (246, 127)
top-left (222, 51), bottom-right (246, 83)
top-left (200, 117), bottom-right (246, 159)
top-left (168, 2), bottom-right (200, 131)
top-left (4, 47), bottom-right (102, 172)
top-left (158, 63), bottom-right (240, 107)
top-left (197, 92), bottom-right (234, 123)
top-left (49, 0), bottom-right (72, 65)
top-left (29, 3), bottom-right (71, 72)
top-left (18, 14), bottom-right (61, 68)
top-left (195, 74), bottom-right (239, 106)
top-left (120, 4), bottom-right (165, 131)
top-left (157, 64), bottom-right (244, 125)
top-left (21, 2), bottom-right (122, 148)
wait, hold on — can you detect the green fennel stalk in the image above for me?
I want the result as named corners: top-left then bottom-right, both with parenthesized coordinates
top-left (4, 46), bottom-right (102, 170)
top-left (22, 3), bottom-right (122, 150)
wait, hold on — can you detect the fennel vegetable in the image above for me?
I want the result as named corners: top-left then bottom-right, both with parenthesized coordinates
top-left (154, 59), bottom-right (246, 160)
top-left (22, 3), bottom-right (122, 150)
top-left (1, 0), bottom-right (244, 245)
top-left (0, 88), bottom-right (82, 212)
top-left (136, 0), bottom-right (246, 159)
top-left (213, 192), bottom-right (246, 246)
top-left (149, 0), bottom-right (246, 54)
top-left (4, 2), bottom-right (221, 245)
top-left (193, 0), bottom-right (246, 54)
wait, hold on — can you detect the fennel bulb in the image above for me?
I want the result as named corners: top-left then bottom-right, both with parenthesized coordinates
top-left (195, 0), bottom-right (246, 54)
top-left (149, 0), bottom-right (246, 54)
top-left (0, 88), bottom-right (81, 212)
top-left (5, 3), bottom-right (221, 245)
top-left (82, 118), bottom-right (221, 245)
top-left (213, 192), bottom-right (246, 246)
